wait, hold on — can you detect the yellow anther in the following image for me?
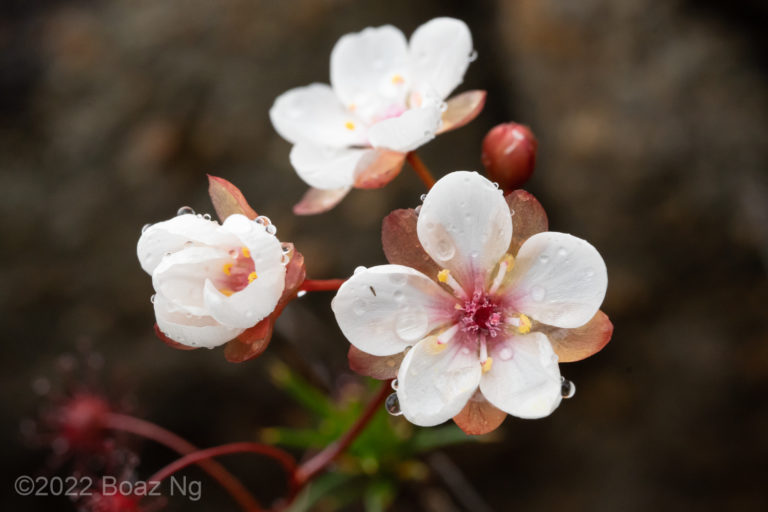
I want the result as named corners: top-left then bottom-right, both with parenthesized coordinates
top-left (241, 246), bottom-right (251, 258)
top-left (344, 121), bottom-right (356, 130)
top-left (247, 271), bottom-right (258, 283)
top-left (517, 314), bottom-right (532, 334)
top-left (437, 268), bottom-right (451, 283)
top-left (391, 74), bottom-right (404, 85)
top-left (481, 357), bottom-right (494, 373)
top-left (222, 263), bottom-right (233, 276)
top-left (220, 288), bottom-right (234, 297)
top-left (502, 253), bottom-right (515, 270)
top-left (427, 336), bottom-right (448, 354)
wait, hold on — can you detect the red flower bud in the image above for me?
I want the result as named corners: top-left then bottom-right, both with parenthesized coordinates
top-left (481, 123), bottom-right (538, 192)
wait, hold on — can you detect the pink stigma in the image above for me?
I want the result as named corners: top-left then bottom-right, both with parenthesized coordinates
top-left (459, 291), bottom-right (503, 337)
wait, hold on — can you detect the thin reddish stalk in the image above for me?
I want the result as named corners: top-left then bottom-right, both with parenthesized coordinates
top-left (104, 412), bottom-right (262, 512)
top-left (293, 380), bottom-right (392, 487)
top-left (298, 278), bottom-right (346, 293)
top-left (406, 152), bottom-right (436, 189)
top-left (147, 442), bottom-right (299, 500)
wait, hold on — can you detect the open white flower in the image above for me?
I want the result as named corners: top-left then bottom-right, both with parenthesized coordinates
top-left (137, 212), bottom-right (286, 349)
top-left (270, 18), bottom-right (486, 214)
top-left (332, 171), bottom-right (609, 429)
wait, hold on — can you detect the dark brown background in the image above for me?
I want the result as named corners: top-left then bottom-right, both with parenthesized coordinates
top-left (2, 0), bottom-right (767, 510)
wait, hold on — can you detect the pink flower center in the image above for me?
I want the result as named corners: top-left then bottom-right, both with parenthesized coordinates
top-left (458, 291), bottom-right (503, 338)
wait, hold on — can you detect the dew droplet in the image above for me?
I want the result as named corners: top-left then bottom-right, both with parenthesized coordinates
top-left (539, 254), bottom-right (550, 264)
top-left (141, 223), bottom-right (152, 233)
top-left (531, 286), bottom-right (546, 302)
top-left (177, 206), bottom-right (195, 216)
top-left (297, 290), bottom-right (307, 298)
top-left (354, 265), bottom-right (367, 275)
top-left (468, 49), bottom-right (478, 62)
top-left (557, 247), bottom-right (568, 257)
top-left (281, 243), bottom-right (292, 255)
top-left (393, 290), bottom-right (405, 302)
top-left (266, 224), bottom-right (277, 235)
top-left (561, 377), bottom-right (576, 399)
top-left (420, 193), bottom-right (427, 202)
top-left (389, 273), bottom-right (407, 286)
top-left (202, 213), bottom-right (212, 221)
top-left (391, 379), bottom-right (399, 391)
top-left (352, 299), bottom-right (367, 316)
top-left (385, 392), bottom-right (402, 416)
top-left (395, 309), bottom-right (429, 342)
top-left (492, 181), bottom-right (500, 189)
top-left (435, 238), bottom-right (456, 261)
top-left (150, 294), bottom-right (157, 304)
top-left (499, 347), bottom-right (513, 360)
top-left (509, 208), bottom-right (516, 216)
top-left (255, 215), bottom-right (271, 226)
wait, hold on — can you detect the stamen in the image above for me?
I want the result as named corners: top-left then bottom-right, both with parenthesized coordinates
top-left (241, 246), bottom-right (251, 258)
top-left (344, 121), bottom-right (356, 130)
top-left (222, 263), bottom-right (233, 276)
top-left (508, 313), bottom-right (532, 334)
top-left (437, 324), bottom-right (459, 345)
top-left (219, 288), bottom-right (234, 297)
top-left (489, 254), bottom-right (515, 295)
top-left (479, 335), bottom-right (488, 364)
top-left (481, 357), bottom-right (494, 373)
top-left (247, 271), bottom-right (258, 283)
top-left (391, 74), bottom-right (404, 85)
top-left (437, 268), bottom-right (465, 298)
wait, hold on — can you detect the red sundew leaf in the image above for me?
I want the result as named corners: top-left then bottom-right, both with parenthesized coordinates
top-left (207, 175), bottom-right (258, 221)
top-left (353, 149), bottom-right (406, 189)
top-left (224, 316), bottom-right (275, 363)
top-left (347, 345), bottom-right (404, 380)
top-left (538, 310), bottom-right (614, 363)
top-left (153, 323), bottom-right (198, 350)
top-left (505, 189), bottom-right (549, 255)
top-left (437, 90), bottom-right (487, 134)
top-left (293, 186), bottom-right (351, 215)
top-left (381, 208), bottom-right (441, 278)
top-left (453, 391), bottom-right (507, 435)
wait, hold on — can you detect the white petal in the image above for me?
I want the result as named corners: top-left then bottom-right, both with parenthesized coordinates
top-left (331, 265), bottom-right (456, 357)
top-left (508, 232), bottom-right (608, 328)
top-left (152, 245), bottom-right (231, 316)
top-left (417, 171), bottom-right (512, 289)
top-left (397, 335), bottom-right (482, 426)
top-left (203, 216), bottom-right (286, 329)
top-left (367, 101), bottom-right (442, 153)
top-left (154, 294), bottom-right (243, 349)
top-left (409, 18), bottom-right (473, 99)
top-left (290, 143), bottom-right (369, 190)
top-left (137, 214), bottom-right (225, 275)
top-left (331, 25), bottom-right (410, 122)
top-left (480, 332), bottom-right (562, 419)
top-left (269, 83), bottom-right (367, 147)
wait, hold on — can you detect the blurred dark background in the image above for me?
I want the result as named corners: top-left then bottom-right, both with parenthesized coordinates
top-left (2, 0), bottom-right (767, 510)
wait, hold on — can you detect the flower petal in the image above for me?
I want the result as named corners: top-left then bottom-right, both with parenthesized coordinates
top-left (154, 294), bottom-right (242, 349)
top-left (537, 309), bottom-right (613, 363)
top-left (508, 232), bottom-right (608, 328)
top-left (417, 171), bottom-right (512, 288)
top-left (290, 143), bottom-right (368, 190)
top-left (381, 208), bottom-right (441, 278)
top-left (409, 18), bottom-right (473, 99)
top-left (331, 265), bottom-right (456, 356)
top-left (353, 149), bottom-right (406, 189)
top-left (203, 216), bottom-right (286, 328)
top-left (453, 390), bottom-right (507, 435)
top-left (437, 90), bottom-right (486, 134)
top-left (481, 332), bottom-right (562, 419)
top-left (506, 190), bottom-right (548, 255)
top-left (208, 175), bottom-right (258, 221)
top-left (347, 345), bottom-right (404, 380)
top-left (330, 25), bottom-right (409, 122)
top-left (269, 83), bottom-right (366, 147)
top-left (367, 101), bottom-right (442, 153)
top-left (293, 186), bottom-right (351, 215)
top-left (138, 214), bottom-right (223, 275)
top-left (397, 335), bottom-right (482, 426)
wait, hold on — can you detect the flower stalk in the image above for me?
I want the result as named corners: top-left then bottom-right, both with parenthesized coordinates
top-left (406, 152), bottom-right (436, 190)
top-left (298, 278), bottom-right (346, 293)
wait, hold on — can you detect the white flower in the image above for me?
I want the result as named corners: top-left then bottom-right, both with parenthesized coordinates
top-left (332, 171), bottom-right (608, 427)
top-left (270, 18), bottom-right (485, 214)
top-left (137, 213), bottom-right (286, 348)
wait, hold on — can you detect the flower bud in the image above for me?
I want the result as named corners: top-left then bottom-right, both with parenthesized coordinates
top-left (481, 123), bottom-right (538, 192)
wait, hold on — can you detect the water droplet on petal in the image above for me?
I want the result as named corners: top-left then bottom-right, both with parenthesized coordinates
top-left (492, 181), bottom-right (500, 189)
top-left (420, 193), bottom-right (427, 202)
top-left (281, 243), bottom-right (292, 255)
top-left (435, 238), bottom-right (456, 261)
top-left (509, 209), bottom-right (516, 216)
top-left (150, 294), bottom-right (157, 304)
top-left (531, 286), bottom-right (546, 302)
top-left (393, 290), bottom-right (404, 302)
top-left (177, 206), bottom-right (195, 216)
top-left (391, 379), bottom-right (399, 390)
top-left (385, 392), bottom-right (402, 416)
top-left (468, 49), bottom-right (478, 62)
top-left (141, 223), bottom-right (152, 233)
top-left (202, 213), bottom-right (212, 221)
top-left (499, 347), bottom-right (513, 360)
top-left (558, 247), bottom-right (568, 257)
top-left (353, 299), bottom-right (367, 316)
top-left (266, 224), bottom-right (277, 235)
top-left (395, 309), bottom-right (429, 342)
top-left (539, 254), bottom-right (550, 264)
top-left (255, 215), bottom-right (271, 226)
top-left (561, 377), bottom-right (576, 399)
top-left (354, 266), bottom-right (367, 275)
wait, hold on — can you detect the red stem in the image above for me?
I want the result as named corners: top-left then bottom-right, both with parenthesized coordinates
top-left (147, 442), bottom-right (299, 501)
top-left (293, 380), bottom-right (392, 487)
top-left (298, 278), bottom-right (346, 293)
top-left (406, 152), bottom-right (436, 189)
top-left (104, 412), bottom-right (264, 512)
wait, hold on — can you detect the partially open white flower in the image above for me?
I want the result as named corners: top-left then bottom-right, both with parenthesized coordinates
top-left (332, 171), bottom-right (608, 427)
top-left (137, 213), bottom-right (286, 348)
top-left (271, 18), bottom-right (485, 213)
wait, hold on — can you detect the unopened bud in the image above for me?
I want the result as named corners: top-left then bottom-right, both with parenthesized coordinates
top-left (481, 123), bottom-right (537, 192)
